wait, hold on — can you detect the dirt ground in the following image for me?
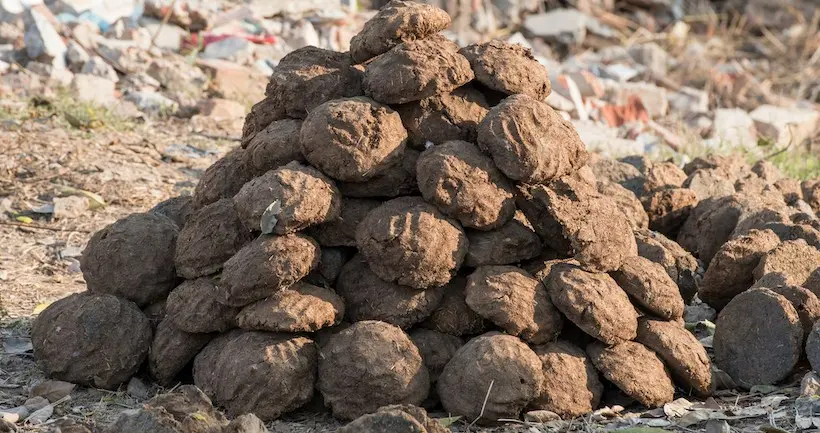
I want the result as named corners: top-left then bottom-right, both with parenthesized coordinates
top-left (0, 95), bottom-right (812, 433)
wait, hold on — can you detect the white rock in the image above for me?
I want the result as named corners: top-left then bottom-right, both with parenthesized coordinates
top-left (125, 90), bottom-right (178, 115)
top-left (572, 119), bottom-right (646, 157)
top-left (80, 55), bottom-right (118, 82)
top-left (524, 9), bottom-right (588, 44)
top-left (282, 19), bottom-right (319, 50)
top-left (201, 36), bottom-right (255, 63)
top-left (139, 17), bottom-right (185, 51)
top-left (23, 7), bottom-right (67, 69)
top-left (669, 86), bottom-right (709, 115)
top-left (72, 73), bottom-right (116, 106)
top-left (711, 108), bottom-right (757, 150)
top-left (612, 82), bottom-right (668, 118)
top-left (750, 104), bottom-right (819, 148)
top-left (628, 42), bottom-right (669, 76)
top-left (65, 40), bottom-right (90, 70)
top-left (248, 0), bottom-right (340, 19)
top-left (27, 61), bottom-right (74, 86)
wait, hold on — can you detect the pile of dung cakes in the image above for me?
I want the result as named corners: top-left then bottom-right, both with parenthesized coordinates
top-left (31, 0), bottom-right (820, 426)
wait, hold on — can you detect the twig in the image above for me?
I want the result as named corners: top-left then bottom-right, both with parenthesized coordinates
top-left (0, 221), bottom-right (91, 233)
top-left (150, 0), bottom-right (179, 49)
top-left (467, 380), bottom-right (494, 431)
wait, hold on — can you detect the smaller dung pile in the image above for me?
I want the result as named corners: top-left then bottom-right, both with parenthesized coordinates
top-left (30, 0), bottom-right (722, 426)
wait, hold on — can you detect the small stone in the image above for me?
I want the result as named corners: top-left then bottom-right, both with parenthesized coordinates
top-left (705, 419), bottom-right (730, 433)
top-left (197, 98), bottom-right (247, 121)
top-left (66, 40), bottom-right (90, 71)
top-left (24, 8), bottom-right (67, 69)
top-left (524, 410), bottom-right (561, 423)
top-left (125, 91), bottom-right (179, 115)
top-left (750, 104), bottom-right (819, 148)
top-left (30, 380), bottom-right (75, 403)
top-left (711, 108), bottom-right (757, 150)
top-left (25, 404), bottom-right (52, 425)
top-left (52, 196), bottom-right (89, 219)
top-left (71, 74), bottom-right (116, 107)
top-left (628, 42), bottom-right (669, 76)
top-left (24, 396), bottom-right (49, 412)
top-left (613, 82), bottom-right (668, 118)
top-left (80, 56), bottom-right (118, 83)
top-left (126, 377), bottom-right (151, 400)
top-left (800, 371), bottom-right (820, 397)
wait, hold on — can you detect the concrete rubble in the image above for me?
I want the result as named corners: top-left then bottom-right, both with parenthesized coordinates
top-left (0, 0), bottom-right (814, 151)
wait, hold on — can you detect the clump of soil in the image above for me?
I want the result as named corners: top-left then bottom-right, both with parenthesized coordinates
top-left (218, 234), bottom-right (320, 307)
top-left (192, 149), bottom-right (254, 209)
top-left (32, 293), bottom-right (152, 389)
top-left (233, 161), bottom-right (341, 234)
top-left (477, 94), bottom-right (587, 183)
top-left (266, 46), bottom-right (363, 119)
top-left (317, 321), bottom-right (429, 420)
top-left (396, 85), bottom-right (489, 148)
top-left (300, 97), bottom-right (407, 183)
top-left (547, 263), bottom-right (638, 344)
top-left (335, 255), bottom-right (445, 329)
top-left (165, 277), bottom-right (240, 333)
top-left (174, 198), bottom-right (252, 279)
top-left (587, 341), bottom-right (675, 408)
top-left (362, 35), bottom-right (474, 104)
top-left (529, 341), bottom-right (603, 419)
top-left (465, 266), bottom-right (563, 344)
top-left (339, 405), bottom-right (449, 433)
top-left (421, 276), bottom-right (488, 336)
top-left (610, 256), bottom-right (685, 320)
top-left (634, 228), bottom-right (700, 303)
top-left (81, 212), bottom-right (179, 307)
top-left (438, 332), bottom-right (544, 424)
top-left (349, 0), bottom-right (451, 63)
top-left (635, 318), bottom-right (712, 396)
top-left (194, 331), bottom-right (317, 421)
top-left (416, 140), bottom-right (516, 230)
top-left (235, 282), bottom-right (345, 332)
top-left (338, 148), bottom-right (420, 198)
top-left (597, 181), bottom-right (649, 230)
top-left (754, 239), bottom-right (820, 288)
top-left (356, 197), bottom-right (467, 289)
top-left (714, 288), bottom-right (803, 388)
top-left (464, 212), bottom-right (542, 267)
top-left (459, 41), bottom-right (551, 100)
top-left (148, 319), bottom-right (213, 386)
top-left (243, 118), bottom-right (304, 176)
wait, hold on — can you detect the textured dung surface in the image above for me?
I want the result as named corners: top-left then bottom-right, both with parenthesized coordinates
top-left (591, 157), bottom-right (645, 196)
top-left (223, 414), bottom-right (268, 433)
top-left (148, 319), bottom-right (213, 386)
top-left (417, 140), bottom-right (516, 230)
top-left (643, 162), bottom-right (688, 193)
top-left (338, 405), bottom-right (449, 433)
top-left (165, 277), bottom-right (240, 333)
top-left (775, 178), bottom-right (803, 203)
top-left (459, 41), bottom-right (551, 100)
top-left (236, 282), bottom-right (345, 333)
top-left (806, 321), bottom-right (820, 374)
top-left (336, 255), bottom-right (444, 328)
top-left (266, 46), bottom-right (363, 119)
top-left (597, 181), bottom-right (648, 230)
top-left (754, 239), bottom-right (820, 288)
top-left (218, 234), bottom-right (320, 307)
top-left (307, 198), bottom-right (381, 247)
top-left (233, 161), bottom-right (342, 234)
top-left (338, 148), bottom-right (420, 198)
top-left (31, 293), bottom-right (152, 389)
top-left (108, 386), bottom-right (227, 433)
top-left (714, 288), bottom-right (803, 388)
top-left (438, 332), bottom-right (544, 424)
top-left (242, 96), bottom-right (286, 149)
top-left (349, 0), bottom-right (451, 64)
top-left (243, 118), bottom-right (304, 176)
top-left (547, 263), bottom-right (638, 344)
top-left (356, 196), bottom-right (467, 289)
top-left (802, 180), bottom-right (819, 212)
top-left (305, 247), bottom-right (352, 288)
top-left (587, 341), bottom-right (675, 408)
top-left (317, 321), bottom-right (430, 420)
top-left (421, 276), bottom-right (487, 336)
top-left (683, 168), bottom-right (737, 200)
top-left (465, 266), bottom-right (563, 344)
top-left (520, 177), bottom-right (638, 272)
top-left (768, 286), bottom-right (820, 338)
top-left (529, 340), bottom-right (603, 419)
top-left (677, 195), bottom-right (745, 264)
top-left (192, 149), bottom-right (254, 209)
top-left (634, 229), bottom-right (700, 303)
top-left (477, 94), bottom-right (587, 183)
top-left (150, 196), bottom-right (194, 229)
top-left (194, 331), bottom-right (317, 421)
top-left (362, 35), bottom-right (473, 104)
top-left (642, 188), bottom-right (698, 237)
top-left (636, 318), bottom-right (712, 397)
top-left (396, 85), bottom-right (489, 148)
top-left (81, 212), bottom-right (178, 307)
top-left (610, 256), bottom-right (684, 320)
top-left (699, 229), bottom-right (781, 310)
top-left (300, 97), bottom-right (407, 183)
top-left (175, 199), bottom-right (252, 280)
top-left (409, 328), bottom-right (464, 383)
top-left (464, 212), bottom-right (542, 267)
